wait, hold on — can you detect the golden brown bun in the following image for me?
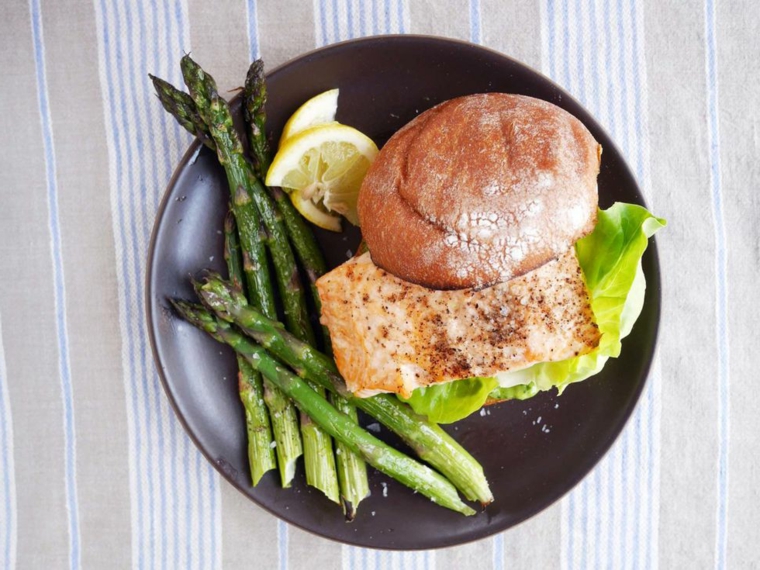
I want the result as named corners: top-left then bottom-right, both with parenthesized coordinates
top-left (358, 93), bottom-right (602, 290)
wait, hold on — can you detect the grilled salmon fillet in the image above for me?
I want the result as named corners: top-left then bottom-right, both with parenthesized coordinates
top-left (317, 250), bottom-right (600, 398)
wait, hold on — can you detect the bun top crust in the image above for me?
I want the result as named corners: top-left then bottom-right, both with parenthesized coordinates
top-left (357, 93), bottom-right (601, 290)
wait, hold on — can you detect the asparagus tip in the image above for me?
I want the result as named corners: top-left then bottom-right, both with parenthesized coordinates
top-left (246, 59), bottom-right (265, 78)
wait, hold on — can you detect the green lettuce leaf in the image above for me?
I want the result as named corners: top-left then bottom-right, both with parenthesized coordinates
top-left (402, 377), bottom-right (498, 424)
top-left (401, 202), bottom-right (666, 423)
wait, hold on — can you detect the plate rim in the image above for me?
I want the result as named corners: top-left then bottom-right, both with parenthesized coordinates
top-left (145, 33), bottom-right (662, 550)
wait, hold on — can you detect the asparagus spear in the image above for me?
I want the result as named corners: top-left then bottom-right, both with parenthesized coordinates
top-left (195, 274), bottom-right (494, 506)
top-left (171, 300), bottom-right (476, 516)
top-left (224, 213), bottom-right (276, 485)
top-left (181, 55), bottom-right (344, 500)
top-left (244, 60), bottom-right (368, 517)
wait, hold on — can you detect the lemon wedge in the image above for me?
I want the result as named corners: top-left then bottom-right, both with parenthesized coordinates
top-left (266, 123), bottom-right (378, 231)
top-left (280, 89), bottom-right (339, 145)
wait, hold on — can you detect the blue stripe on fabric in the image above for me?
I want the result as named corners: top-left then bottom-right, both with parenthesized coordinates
top-left (602, 0), bottom-right (617, 138)
top-left (183, 433), bottom-right (192, 568)
top-left (588, 0), bottom-right (600, 113)
top-left (493, 533), bottom-right (504, 570)
top-left (29, 1), bottom-right (81, 568)
top-left (396, 0), bottom-right (404, 34)
top-left (547, 0), bottom-right (556, 83)
top-left (592, 466), bottom-right (602, 569)
top-left (573, 0), bottom-right (586, 105)
top-left (704, 0), bottom-right (730, 567)
top-left (332, 0), bottom-right (340, 43)
top-left (357, 0), bottom-right (366, 36)
top-left (278, 518), bottom-right (288, 570)
top-left (627, 0), bottom-right (645, 183)
top-left (319, 0), bottom-right (329, 45)
top-left (469, 0), bottom-right (481, 44)
top-left (208, 462), bottom-right (217, 569)
top-left (0, 318), bottom-right (15, 570)
top-left (248, 0), bottom-right (260, 60)
top-left (561, 0), bottom-right (571, 96)
top-left (568, 495), bottom-right (575, 570)
top-left (208, 456), bottom-right (217, 566)
top-left (580, 468), bottom-right (588, 569)
top-left (645, 380), bottom-right (656, 570)
top-left (346, 0), bottom-right (355, 39)
top-left (614, 0), bottom-right (630, 156)
top-left (196, 451), bottom-right (205, 570)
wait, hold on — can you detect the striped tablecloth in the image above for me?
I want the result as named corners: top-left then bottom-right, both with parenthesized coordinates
top-left (1, 0), bottom-right (757, 568)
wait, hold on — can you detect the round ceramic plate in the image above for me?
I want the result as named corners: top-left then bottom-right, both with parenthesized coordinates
top-left (146, 35), bottom-right (661, 550)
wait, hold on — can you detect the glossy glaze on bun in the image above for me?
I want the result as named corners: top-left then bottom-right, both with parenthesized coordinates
top-left (357, 93), bottom-right (602, 290)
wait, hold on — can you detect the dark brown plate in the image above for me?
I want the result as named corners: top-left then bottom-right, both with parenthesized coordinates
top-left (146, 35), bottom-right (661, 550)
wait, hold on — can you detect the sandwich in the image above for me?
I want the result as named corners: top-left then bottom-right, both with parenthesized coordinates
top-left (317, 93), bottom-right (664, 423)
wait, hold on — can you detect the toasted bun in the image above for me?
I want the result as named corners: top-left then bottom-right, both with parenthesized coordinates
top-left (357, 93), bottom-right (601, 289)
